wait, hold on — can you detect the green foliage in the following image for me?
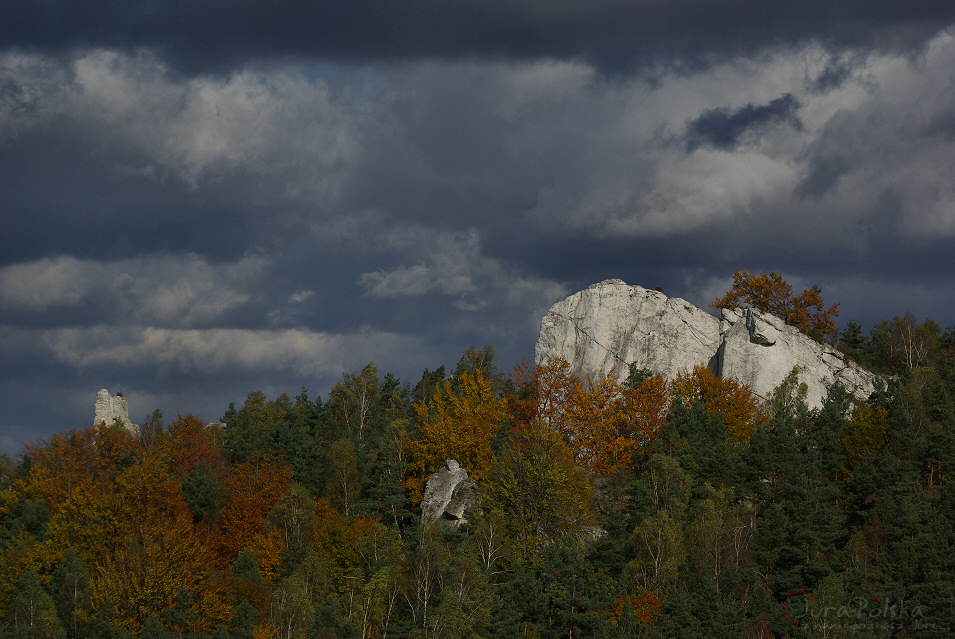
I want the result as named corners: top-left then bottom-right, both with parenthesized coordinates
top-left (180, 463), bottom-right (221, 522)
top-left (84, 600), bottom-right (131, 639)
top-left (5, 334), bottom-right (955, 638)
top-left (485, 424), bottom-right (594, 559)
top-left (52, 548), bottom-right (91, 639)
top-left (139, 616), bottom-right (174, 639)
top-left (8, 570), bottom-right (64, 639)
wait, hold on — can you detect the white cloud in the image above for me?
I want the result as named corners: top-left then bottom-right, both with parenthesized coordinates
top-left (359, 229), bottom-right (568, 314)
top-left (0, 254), bottom-right (265, 326)
top-left (40, 325), bottom-right (418, 378)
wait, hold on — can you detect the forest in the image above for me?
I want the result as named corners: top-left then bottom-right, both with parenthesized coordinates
top-left (2, 275), bottom-right (955, 639)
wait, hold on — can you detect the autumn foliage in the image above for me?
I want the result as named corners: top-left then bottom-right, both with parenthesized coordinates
top-left (713, 269), bottom-right (839, 341)
top-left (8, 324), bottom-right (955, 637)
top-left (407, 371), bottom-right (506, 500)
top-left (672, 365), bottom-right (764, 444)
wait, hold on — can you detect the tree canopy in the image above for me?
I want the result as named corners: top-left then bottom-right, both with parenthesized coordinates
top-left (712, 269), bottom-right (840, 341)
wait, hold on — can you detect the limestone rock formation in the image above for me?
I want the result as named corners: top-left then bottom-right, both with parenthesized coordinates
top-left (93, 389), bottom-right (139, 436)
top-left (536, 279), bottom-right (721, 382)
top-left (420, 460), bottom-right (482, 527)
top-left (536, 279), bottom-right (878, 409)
top-left (718, 308), bottom-right (877, 408)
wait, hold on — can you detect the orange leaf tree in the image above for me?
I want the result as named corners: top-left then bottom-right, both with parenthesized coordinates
top-left (508, 357), bottom-right (578, 432)
top-left (672, 366), bottom-right (764, 444)
top-left (215, 454), bottom-right (293, 571)
top-left (712, 269), bottom-right (839, 341)
top-left (564, 372), bottom-right (637, 477)
top-left (158, 414), bottom-right (223, 477)
top-left (92, 456), bottom-right (223, 633)
top-left (622, 374), bottom-right (671, 447)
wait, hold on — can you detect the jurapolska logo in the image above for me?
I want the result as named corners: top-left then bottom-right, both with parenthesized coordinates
top-left (780, 589), bottom-right (928, 628)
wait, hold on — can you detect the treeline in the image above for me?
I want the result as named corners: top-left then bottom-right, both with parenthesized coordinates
top-left (2, 322), bottom-right (955, 638)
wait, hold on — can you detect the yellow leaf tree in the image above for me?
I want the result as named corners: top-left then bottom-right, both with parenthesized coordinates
top-left (407, 372), bottom-right (506, 501)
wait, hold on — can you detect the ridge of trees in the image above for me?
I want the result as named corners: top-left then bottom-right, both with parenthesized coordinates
top-left (2, 295), bottom-right (955, 638)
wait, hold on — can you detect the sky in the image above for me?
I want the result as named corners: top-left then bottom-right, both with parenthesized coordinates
top-left (3, 2), bottom-right (955, 455)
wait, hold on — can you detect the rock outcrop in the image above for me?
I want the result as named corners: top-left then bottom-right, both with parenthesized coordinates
top-left (420, 460), bottom-right (482, 527)
top-left (718, 308), bottom-right (877, 408)
top-left (94, 389), bottom-right (139, 436)
top-left (536, 280), bottom-right (721, 381)
top-left (536, 279), bottom-right (877, 408)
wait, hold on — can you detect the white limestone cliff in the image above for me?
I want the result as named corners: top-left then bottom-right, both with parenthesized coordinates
top-left (536, 279), bottom-right (722, 382)
top-left (536, 279), bottom-right (878, 408)
top-left (94, 389), bottom-right (140, 436)
top-left (718, 308), bottom-right (877, 408)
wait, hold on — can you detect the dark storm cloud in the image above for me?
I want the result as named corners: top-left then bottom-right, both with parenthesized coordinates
top-left (3, 1), bottom-right (955, 72)
top-left (3, 12), bottom-right (955, 456)
top-left (685, 94), bottom-right (802, 151)
top-left (795, 154), bottom-right (852, 198)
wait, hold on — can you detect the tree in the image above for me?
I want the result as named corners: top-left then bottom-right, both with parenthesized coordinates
top-left (215, 455), bottom-right (293, 571)
top-left (486, 423), bottom-right (594, 559)
top-left (671, 366), bottom-right (764, 444)
top-left (563, 371), bottom-right (642, 477)
top-left (325, 439), bottom-right (359, 519)
top-left (407, 372), bottom-right (506, 501)
top-left (53, 548), bottom-right (91, 639)
top-left (622, 373), bottom-right (671, 447)
top-left (140, 616), bottom-right (175, 639)
top-left (140, 410), bottom-right (165, 451)
top-left (713, 270), bottom-right (839, 341)
top-left (329, 364), bottom-right (380, 445)
top-left (9, 570), bottom-right (65, 639)
top-left (159, 415), bottom-right (223, 477)
top-left (452, 344), bottom-right (502, 394)
top-left (841, 404), bottom-right (890, 470)
top-left (507, 356), bottom-right (577, 433)
top-left (872, 312), bottom-right (941, 371)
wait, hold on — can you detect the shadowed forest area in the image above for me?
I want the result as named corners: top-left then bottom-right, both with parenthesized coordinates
top-left (2, 315), bottom-right (955, 638)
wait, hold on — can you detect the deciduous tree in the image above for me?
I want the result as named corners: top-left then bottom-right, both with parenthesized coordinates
top-left (712, 270), bottom-right (839, 341)
top-left (508, 357), bottom-right (578, 432)
top-left (672, 366), bottom-right (764, 444)
top-left (564, 372), bottom-right (636, 476)
top-left (407, 372), bottom-right (505, 501)
top-left (486, 423), bottom-right (594, 559)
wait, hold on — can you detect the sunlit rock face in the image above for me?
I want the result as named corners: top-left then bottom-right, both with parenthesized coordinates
top-left (536, 280), bottom-right (877, 408)
top-left (420, 460), bottom-right (482, 527)
top-left (536, 279), bottom-right (722, 382)
top-left (93, 388), bottom-right (140, 436)
top-left (718, 308), bottom-right (877, 408)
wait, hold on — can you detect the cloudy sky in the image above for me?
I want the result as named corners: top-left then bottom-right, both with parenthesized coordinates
top-left (3, 2), bottom-right (955, 454)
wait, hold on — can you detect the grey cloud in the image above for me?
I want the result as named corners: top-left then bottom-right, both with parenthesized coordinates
top-left (359, 229), bottom-right (568, 314)
top-left (795, 154), bottom-right (852, 198)
top-left (3, 1), bottom-right (954, 74)
top-left (4, 27), bottom-right (955, 454)
top-left (685, 94), bottom-right (803, 151)
top-left (0, 254), bottom-right (266, 327)
top-left (40, 326), bottom-right (417, 377)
